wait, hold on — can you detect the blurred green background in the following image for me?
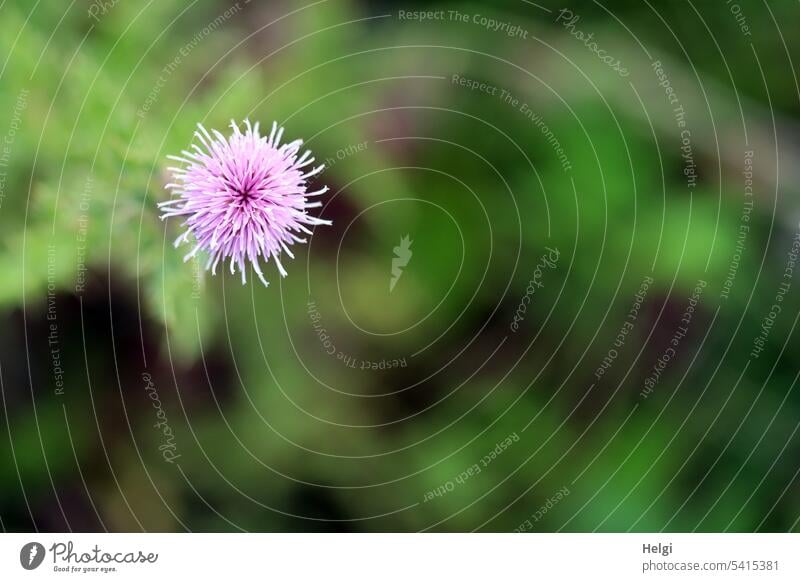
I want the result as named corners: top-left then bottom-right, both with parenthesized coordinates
top-left (1, 0), bottom-right (800, 532)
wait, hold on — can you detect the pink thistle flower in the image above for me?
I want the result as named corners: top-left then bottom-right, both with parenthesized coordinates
top-left (159, 119), bottom-right (331, 286)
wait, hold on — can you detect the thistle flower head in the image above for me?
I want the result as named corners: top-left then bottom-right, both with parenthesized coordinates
top-left (159, 119), bottom-right (330, 286)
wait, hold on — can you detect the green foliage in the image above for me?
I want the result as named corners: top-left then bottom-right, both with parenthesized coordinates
top-left (1, 0), bottom-right (799, 533)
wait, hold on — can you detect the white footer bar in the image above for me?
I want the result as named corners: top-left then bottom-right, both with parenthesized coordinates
top-left (1, 533), bottom-right (797, 580)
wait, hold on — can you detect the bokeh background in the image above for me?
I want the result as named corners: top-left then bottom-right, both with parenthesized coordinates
top-left (1, 0), bottom-right (800, 532)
